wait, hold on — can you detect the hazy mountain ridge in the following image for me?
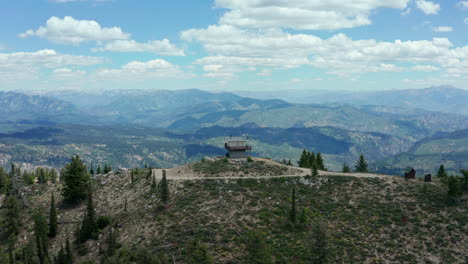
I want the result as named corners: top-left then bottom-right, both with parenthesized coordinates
top-left (235, 86), bottom-right (468, 115)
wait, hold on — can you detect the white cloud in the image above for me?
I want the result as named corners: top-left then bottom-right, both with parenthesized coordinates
top-left (415, 0), bottom-right (440, 15)
top-left (214, 0), bottom-right (410, 30)
top-left (458, 1), bottom-right (468, 9)
top-left (432, 26), bottom-right (453, 32)
top-left (0, 49), bottom-right (102, 83)
top-left (92, 39), bottom-right (185, 56)
top-left (19, 16), bottom-right (130, 45)
top-left (97, 59), bottom-right (184, 79)
top-left (411, 65), bottom-right (440, 71)
top-left (256, 69), bottom-right (272, 76)
top-left (465, 17), bottom-right (468, 24)
top-left (53, 68), bottom-right (86, 79)
top-left (182, 24), bottom-right (467, 77)
top-left (0, 49), bottom-right (104, 68)
top-left (0, 44), bottom-right (8, 50)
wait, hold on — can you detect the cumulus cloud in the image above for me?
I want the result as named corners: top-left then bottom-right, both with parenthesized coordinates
top-left (415, 0), bottom-right (440, 15)
top-left (53, 68), bottom-right (86, 79)
top-left (19, 16), bottom-right (130, 45)
top-left (432, 26), bottom-right (453, 32)
top-left (182, 24), bottom-right (468, 78)
top-left (214, 0), bottom-right (410, 30)
top-left (0, 49), bottom-right (104, 68)
top-left (97, 59), bottom-right (184, 79)
top-left (92, 39), bottom-right (185, 56)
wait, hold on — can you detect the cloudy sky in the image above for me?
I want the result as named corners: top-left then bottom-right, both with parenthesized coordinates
top-left (1, 0), bottom-right (468, 91)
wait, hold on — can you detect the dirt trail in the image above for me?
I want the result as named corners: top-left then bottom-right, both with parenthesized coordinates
top-left (152, 165), bottom-right (394, 181)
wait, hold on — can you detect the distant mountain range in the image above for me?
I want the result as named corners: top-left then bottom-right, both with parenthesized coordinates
top-left (1, 86), bottom-right (467, 172)
top-left (235, 86), bottom-right (468, 115)
top-left (375, 128), bottom-right (468, 175)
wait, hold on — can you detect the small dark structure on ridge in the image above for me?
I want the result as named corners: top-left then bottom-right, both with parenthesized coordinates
top-left (404, 168), bottom-right (416, 179)
top-left (424, 174), bottom-right (432, 182)
top-left (225, 137), bottom-right (252, 159)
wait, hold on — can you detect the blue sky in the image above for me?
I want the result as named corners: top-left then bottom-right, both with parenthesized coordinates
top-left (1, 0), bottom-right (468, 92)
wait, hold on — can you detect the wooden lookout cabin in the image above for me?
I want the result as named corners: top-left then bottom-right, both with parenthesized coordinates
top-left (225, 137), bottom-right (252, 158)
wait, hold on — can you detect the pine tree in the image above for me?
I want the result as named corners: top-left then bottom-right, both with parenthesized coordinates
top-left (298, 149), bottom-right (309, 168)
top-left (310, 221), bottom-right (329, 264)
top-left (144, 162), bottom-right (147, 169)
top-left (34, 209), bottom-right (49, 264)
top-left (151, 176), bottom-right (157, 193)
top-left (106, 228), bottom-right (119, 257)
top-left (146, 167), bottom-right (152, 181)
top-left (96, 165), bottom-right (101, 175)
top-left (308, 151), bottom-right (316, 169)
top-left (89, 163), bottom-right (94, 176)
top-left (315, 152), bottom-right (325, 170)
top-left (460, 169), bottom-right (468, 191)
top-left (61, 155), bottom-right (90, 201)
top-left (8, 234), bottom-right (16, 264)
top-left (185, 239), bottom-right (213, 264)
top-left (50, 169), bottom-right (58, 184)
top-left (160, 170), bottom-right (169, 203)
top-left (0, 167), bottom-right (9, 194)
top-left (342, 163), bottom-right (350, 173)
top-left (437, 164), bottom-right (447, 179)
top-left (5, 195), bottom-right (21, 237)
top-left (446, 176), bottom-right (463, 203)
top-left (56, 244), bottom-right (66, 264)
top-left (78, 185), bottom-right (98, 243)
top-left (287, 160), bottom-right (292, 166)
top-left (244, 230), bottom-right (272, 264)
top-left (289, 187), bottom-right (296, 224)
top-left (131, 169), bottom-right (135, 184)
top-left (311, 163), bottom-right (319, 177)
top-left (354, 154), bottom-right (368, 173)
top-left (65, 235), bottom-right (73, 264)
top-left (48, 193), bottom-right (57, 238)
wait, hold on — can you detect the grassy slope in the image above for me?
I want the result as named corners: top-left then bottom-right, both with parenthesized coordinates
top-left (1, 163), bottom-right (466, 263)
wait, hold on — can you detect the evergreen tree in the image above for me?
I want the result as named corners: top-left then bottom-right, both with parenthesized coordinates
top-left (78, 185), bottom-right (98, 243)
top-left (5, 195), bottom-right (21, 237)
top-left (33, 209), bottom-right (49, 264)
top-left (151, 176), bottom-right (157, 193)
top-left (8, 234), bottom-right (16, 264)
top-left (61, 155), bottom-right (90, 201)
top-left (103, 165), bottom-right (112, 174)
top-left (437, 164), bottom-right (448, 179)
top-left (131, 169), bottom-right (135, 184)
top-left (185, 239), bottom-right (213, 264)
top-left (460, 169), bottom-right (468, 191)
top-left (298, 149), bottom-right (309, 168)
top-left (22, 237), bottom-right (40, 264)
top-left (289, 187), bottom-right (296, 224)
top-left (160, 170), bottom-right (169, 203)
top-left (342, 163), bottom-right (350, 173)
top-left (311, 163), bottom-right (319, 177)
top-left (106, 228), bottom-right (119, 258)
top-left (144, 162), bottom-right (147, 169)
top-left (65, 235), bottom-right (73, 264)
top-left (37, 168), bottom-right (47, 184)
top-left (96, 165), bottom-right (101, 175)
top-left (89, 163), bottom-right (94, 176)
top-left (56, 244), bottom-right (66, 264)
top-left (309, 151), bottom-right (316, 169)
top-left (49, 169), bottom-right (58, 184)
top-left (310, 221), bottom-right (329, 264)
top-left (146, 167), bottom-right (152, 181)
top-left (446, 176), bottom-right (463, 203)
top-left (0, 167), bottom-right (9, 194)
top-left (353, 154), bottom-right (368, 173)
top-left (48, 193), bottom-right (57, 238)
top-left (287, 160), bottom-right (292, 166)
top-left (244, 230), bottom-right (272, 264)
top-left (315, 152), bottom-right (325, 170)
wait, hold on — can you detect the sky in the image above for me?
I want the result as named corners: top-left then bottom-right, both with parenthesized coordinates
top-left (1, 0), bottom-right (468, 92)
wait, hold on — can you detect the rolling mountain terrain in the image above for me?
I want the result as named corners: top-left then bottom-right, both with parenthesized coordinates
top-left (376, 129), bottom-right (468, 175)
top-left (235, 86), bottom-right (468, 115)
top-left (1, 88), bottom-right (467, 173)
